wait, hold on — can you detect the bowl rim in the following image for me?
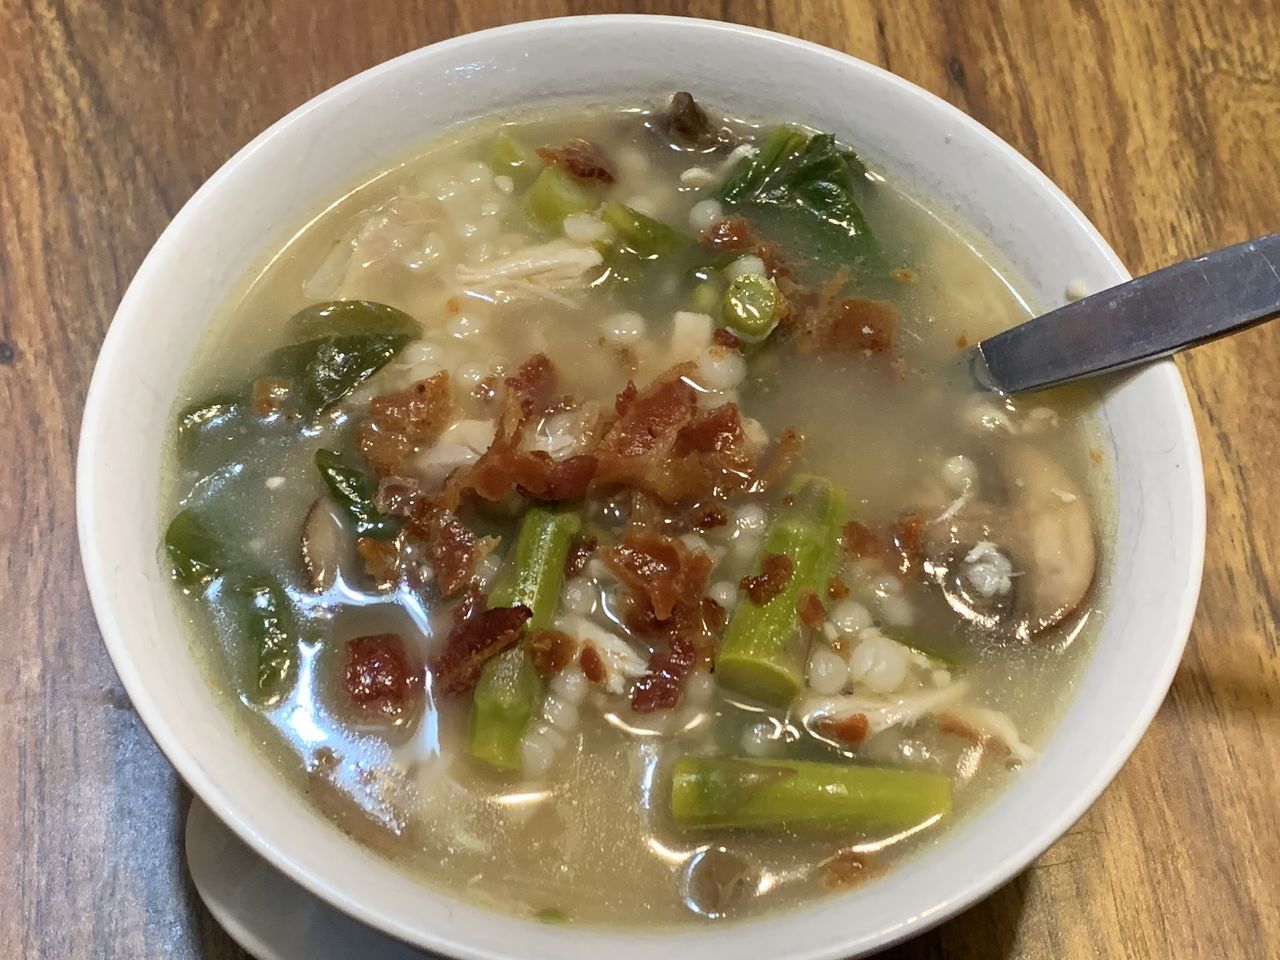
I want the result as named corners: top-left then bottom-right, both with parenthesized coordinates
top-left (77, 13), bottom-right (1205, 959)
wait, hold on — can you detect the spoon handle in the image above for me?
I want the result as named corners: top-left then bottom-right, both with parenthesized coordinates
top-left (977, 232), bottom-right (1280, 394)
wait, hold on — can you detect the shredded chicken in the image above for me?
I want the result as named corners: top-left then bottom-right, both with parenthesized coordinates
top-left (306, 196), bottom-right (442, 298)
top-left (796, 680), bottom-right (971, 739)
top-left (456, 239), bottom-right (603, 305)
top-left (940, 704), bottom-right (1037, 764)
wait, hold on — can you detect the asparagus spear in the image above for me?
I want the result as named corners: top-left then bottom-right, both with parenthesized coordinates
top-left (716, 479), bottom-right (844, 705)
top-left (469, 507), bottom-right (581, 768)
top-left (670, 755), bottom-right (951, 831)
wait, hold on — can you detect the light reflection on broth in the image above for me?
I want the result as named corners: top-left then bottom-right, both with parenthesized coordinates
top-left (162, 95), bottom-right (1110, 927)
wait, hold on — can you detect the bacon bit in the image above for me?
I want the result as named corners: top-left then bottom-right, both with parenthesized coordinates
top-left (1089, 448), bottom-right (1103, 465)
top-left (712, 327), bottom-right (742, 350)
top-left (841, 520), bottom-right (885, 559)
top-left (701, 216), bottom-right (758, 252)
top-left (431, 604), bottom-right (532, 697)
top-left (740, 553), bottom-right (794, 605)
top-left (579, 645), bottom-right (606, 684)
top-left (888, 513), bottom-right (926, 577)
top-left (356, 536), bottom-right (401, 586)
top-left (955, 331), bottom-right (969, 349)
top-left (822, 850), bottom-right (881, 891)
top-left (406, 502), bottom-right (483, 597)
top-left (891, 267), bottom-right (917, 284)
top-left (504, 353), bottom-right (559, 418)
top-left (563, 534), bottom-right (598, 580)
top-left (593, 365), bottom-right (762, 503)
top-left (536, 138), bottom-right (616, 183)
top-left (614, 380), bottom-right (638, 417)
top-left (446, 295), bottom-right (461, 314)
top-left (826, 577), bottom-right (850, 600)
top-left (823, 298), bottom-right (897, 354)
top-left (796, 587), bottom-right (826, 630)
top-left (815, 712), bottom-right (870, 746)
top-left (605, 533), bottom-right (713, 621)
top-left (374, 475), bottom-right (422, 517)
top-left (631, 637), bottom-right (697, 712)
top-left (528, 628), bottom-right (577, 678)
top-left (690, 504), bottom-right (729, 530)
top-left (250, 376), bottom-right (291, 418)
top-left (358, 372), bottom-right (454, 476)
top-left (345, 634), bottom-right (423, 720)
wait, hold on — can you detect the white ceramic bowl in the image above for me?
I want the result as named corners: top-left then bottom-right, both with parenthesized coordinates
top-left (77, 15), bottom-right (1204, 960)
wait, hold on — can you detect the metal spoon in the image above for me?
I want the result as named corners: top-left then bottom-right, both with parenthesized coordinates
top-left (976, 232), bottom-right (1280, 394)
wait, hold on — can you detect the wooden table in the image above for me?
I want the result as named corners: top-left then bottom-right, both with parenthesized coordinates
top-left (3, 1), bottom-right (1276, 956)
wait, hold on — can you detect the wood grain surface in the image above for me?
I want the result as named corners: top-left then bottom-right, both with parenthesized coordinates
top-left (2, 1), bottom-right (1276, 957)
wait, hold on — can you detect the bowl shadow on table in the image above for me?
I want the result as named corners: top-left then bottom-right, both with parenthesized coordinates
top-left (173, 780), bottom-right (1028, 960)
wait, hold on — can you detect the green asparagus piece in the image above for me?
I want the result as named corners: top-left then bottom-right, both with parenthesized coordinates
top-left (523, 165), bottom-right (598, 232)
top-left (716, 479), bottom-right (845, 705)
top-left (314, 448), bottom-right (401, 540)
top-left (226, 575), bottom-right (299, 701)
top-left (600, 202), bottom-right (689, 258)
top-left (670, 756), bottom-right (951, 830)
top-left (487, 131), bottom-right (542, 186)
top-left (722, 273), bottom-right (781, 342)
top-left (164, 509), bottom-right (227, 589)
top-left (488, 507), bottom-right (582, 630)
top-left (470, 508), bottom-right (581, 768)
top-left (469, 648), bottom-right (542, 769)
top-left (289, 300), bottom-right (420, 339)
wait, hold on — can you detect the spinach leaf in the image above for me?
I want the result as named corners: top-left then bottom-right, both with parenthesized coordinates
top-left (290, 300), bottom-right (420, 339)
top-left (314, 448), bottom-right (401, 539)
top-left (225, 574), bottom-right (299, 702)
top-left (271, 332), bottom-right (409, 415)
top-left (716, 126), bottom-right (874, 263)
top-left (164, 509), bottom-right (227, 589)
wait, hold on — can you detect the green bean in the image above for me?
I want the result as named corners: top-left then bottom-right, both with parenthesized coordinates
top-left (469, 648), bottom-right (541, 770)
top-left (470, 507), bottom-right (581, 768)
top-left (670, 755), bottom-right (952, 830)
top-left (716, 479), bottom-right (844, 705)
top-left (600, 202), bottom-right (690, 258)
top-left (722, 273), bottom-right (781, 342)
top-left (487, 131), bottom-right (542, 186)
top-left (314, 448), bottom-right (400, 540)
top-left (523, 166), bottom-right (598, 232)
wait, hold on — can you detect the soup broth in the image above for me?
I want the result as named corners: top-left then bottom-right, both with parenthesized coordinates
top-left (163, 96), bottom-right (1107, 926)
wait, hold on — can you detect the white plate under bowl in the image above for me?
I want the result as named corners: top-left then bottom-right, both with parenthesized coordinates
top-left (79, 14), bottom-right (1204, 960)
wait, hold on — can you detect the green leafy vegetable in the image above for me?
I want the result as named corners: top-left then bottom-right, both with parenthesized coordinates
top-left (271, 332), bottom-right (409, 415)
top-left (164, 509), bottom-right (227, 589)
top-left (290, 300), bottom-right (420, 339)
top-left (716, 126), bottom-right (874, 262)
top-left (314, 448), bottom-right (400, 539)
top-left (176, 395), bottom-right (241, 452)
top-left (600, 202), bottom-right (690, 258)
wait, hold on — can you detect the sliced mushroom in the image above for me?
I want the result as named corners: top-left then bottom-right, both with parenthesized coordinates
top-left (301, 498), bottom-right (346, 592)
top-left (1000, 445), bottom-right (1096, 636)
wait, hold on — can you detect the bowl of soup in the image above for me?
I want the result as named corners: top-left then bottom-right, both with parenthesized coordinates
top-left (77, 15), bottom-right (1204, 959)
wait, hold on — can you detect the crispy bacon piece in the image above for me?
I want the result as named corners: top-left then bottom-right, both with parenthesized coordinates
top-left (405, 502), bottom-right (483, 597)
top-left (358, 373), bottom-right (454, 476)
top-left (374, 475), bottom-right (423, 517)
top-left (593, 365), bottom-right (761, 503)
top-left (712, 327), bottom-right (742, 350)
top-left (841, 520), bottom-right (883, 558)
top-left (888, 513), bottom-right (926, 577)
top-left (757, 428), bottom-right (804, 490)
top-left (454, 355), bottom-right (597, 503)
top-left (251, 376), bottom-right (291, 418)
top-left (605, 533), bottom-right (713, 622)
top-left (827, 577), bottom-right (850, 600)
top-left (536, 138), bottom-right (616, 183)
top-left (563, 533), bottom-right (598, 580)
top-left (345, 633), bottom-right (423, 719)
top-left (815, 712), bottom-right (870, 746)
top-left (631, 637), bottom-right (697, 712)
top-left (740, 553), bottom-right (794, 605)
top-left (701, 216), bottom-right (758, 252)
top-left (796, 587), bottom-right (826, 630)
top-left (822, 850), bottom-right (880, 891)
top-left (431, 603), bottom-right (532, 697)
top-left (528, 628), bottom-right (577, 678)
top-left (356, 536), bottom-right (401, 586)
top-left (579, 645), bottom-right (606, 684)
top-left (791, 296), bottom-right (897, 357)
